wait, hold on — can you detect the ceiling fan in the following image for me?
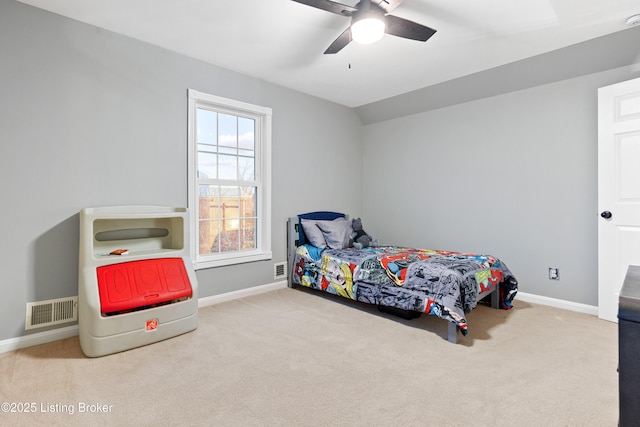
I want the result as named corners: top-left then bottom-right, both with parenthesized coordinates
top-left (291, 0), bottom-right (436, 54)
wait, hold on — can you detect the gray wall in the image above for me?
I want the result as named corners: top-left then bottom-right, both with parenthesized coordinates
top-left (0, 1), bottom-right (362, 341)
top-left (355, 25), bottom-right (640, 125)
top-left (362, 64), bottom-right (640, 306)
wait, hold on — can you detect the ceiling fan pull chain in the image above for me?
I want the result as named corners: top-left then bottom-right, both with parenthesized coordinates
top-left (348, 32), bottom-right (352, 69)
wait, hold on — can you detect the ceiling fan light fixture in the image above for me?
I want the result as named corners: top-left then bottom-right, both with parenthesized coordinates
top-left (351, 15), bottom-right (386, 44)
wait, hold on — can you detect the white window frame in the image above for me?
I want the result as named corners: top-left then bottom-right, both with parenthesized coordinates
top-left (187, 89), bottom-right (272, 269)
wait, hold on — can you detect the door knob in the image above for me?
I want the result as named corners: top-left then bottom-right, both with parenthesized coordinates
top-left (601, 211), bottom-right (612, 219)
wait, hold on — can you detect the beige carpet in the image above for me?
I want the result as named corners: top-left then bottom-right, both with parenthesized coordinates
top-left (0, 287), bottom-right (618, 426)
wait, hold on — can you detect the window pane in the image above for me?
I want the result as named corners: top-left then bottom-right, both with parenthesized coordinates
top-left (197, 152), bottom-right (217, 179)
top-left (218, 154), bottom-right (237, 180)
top-left (199, 219), bottom-right (219, 255)
top-left (219, 220), bottom-right (239, 252)
top-left (220, 185), bottom-right (239, 199)
top-left (240, 218), bottom-right (256, 250)
top-left (197, 108), bottom-right (217, 145)
top-left (198, 185), bottom-right (220, 220)
top-left (238, 156), bottom-right (254, 181)
top-left (238, 117), bottom-right (255, 151)
top-left (239, 187), bottom-right (256, 217)
top-left (218, 114), bottom-right (237, 148)
top-left (220, 186), bottom-right (239, 223)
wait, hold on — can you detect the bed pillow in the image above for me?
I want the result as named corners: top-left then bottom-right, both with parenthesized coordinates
top-left (300, 219), bottom-right (328, 248)
top-left (297, 211), bottom-right (345, 245)
top-left (315, 218), bottom-right (353, 249)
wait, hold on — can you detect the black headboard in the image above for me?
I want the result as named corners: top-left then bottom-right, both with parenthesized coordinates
top-left (287, 211), bottom-right (346, 288)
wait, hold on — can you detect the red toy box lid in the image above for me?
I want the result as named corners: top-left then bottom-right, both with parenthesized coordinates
top-left (96, 258), bottom-right (192, 315)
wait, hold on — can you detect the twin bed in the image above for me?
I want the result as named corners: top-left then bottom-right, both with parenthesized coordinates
top-left (287, 211), bottom-right (518, 343)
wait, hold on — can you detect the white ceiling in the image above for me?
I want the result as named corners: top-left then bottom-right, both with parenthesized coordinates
top-left (16, 0), bottom-right (640, 108)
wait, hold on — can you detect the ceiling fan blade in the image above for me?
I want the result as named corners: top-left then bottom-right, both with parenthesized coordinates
top-left (385, 14), bottom-right (436, 42)
top-left (324, 27), bottom-right (352, 54)
top-left (291, 0), bottom-right (357, 16)
top-left (375, 0), bottom-right (403, 13)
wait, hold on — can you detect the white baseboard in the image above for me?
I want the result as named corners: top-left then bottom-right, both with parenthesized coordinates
top-left (0, 281), bottom-right (290, 354)
top-left (198, 280), bottom-right (288, 308)
top-left (0, 284), bottom-right (595, 354)
top-left (0, 325), bottom-right (79, 355)
top-left (516, 291), bottom-right (598, 316)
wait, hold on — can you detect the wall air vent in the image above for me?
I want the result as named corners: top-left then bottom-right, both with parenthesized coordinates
top-left (25, 296), bottom-right (78, 330)
top-left (274, 262), bottom-right (287, 280)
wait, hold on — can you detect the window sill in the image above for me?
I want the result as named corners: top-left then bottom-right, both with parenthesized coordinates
top-left (193, 250), bottom-right (272, 270)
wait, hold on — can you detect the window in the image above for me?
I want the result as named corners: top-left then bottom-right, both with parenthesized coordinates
top-left (187, 89), bottom-right (272, 269)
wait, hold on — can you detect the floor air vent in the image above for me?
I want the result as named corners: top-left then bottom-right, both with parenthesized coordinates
top-left (274, 262), bottom-right (287, 280)
top-left (25, 296), bottom-right (78, 330)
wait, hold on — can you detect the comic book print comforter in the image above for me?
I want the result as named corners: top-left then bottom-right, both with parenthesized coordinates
top-left (292, 245), bottom-right (518, 335)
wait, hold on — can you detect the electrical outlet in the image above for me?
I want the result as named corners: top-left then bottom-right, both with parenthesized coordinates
top-left (549, 267), bottom-right (559, 280)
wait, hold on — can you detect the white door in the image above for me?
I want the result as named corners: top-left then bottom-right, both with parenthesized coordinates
top-left (598, 76), bottom-right (640, 322)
